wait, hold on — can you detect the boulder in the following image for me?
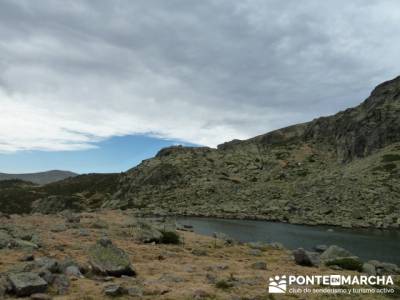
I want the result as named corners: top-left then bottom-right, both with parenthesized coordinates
top-left (362, 262), bottom-right (376, 275)
top-left (313, 244), bottom-right (328, 253)
top-left (368, 260), bottom-right (400, 275)
top-left (64, 265), bottom-right (83, 278)
top-left (8, 272), bottom-right (48, 297)
top-left (325, 257), bottom-right (363, 271)
top-left (104, 284), bottom-right (127, 297)
top-left (320, 245), bottom-right (352, 261)
top-left (10, 239), bottom-right (39, 250)
top-left (88, 237), bottom-right (136, 277)
top-left (293, 248), bottom-right (320, 267)
top-left (35, 257), bottom-right (60, 274)
top-left (133, 221), bottom-right (162, 243)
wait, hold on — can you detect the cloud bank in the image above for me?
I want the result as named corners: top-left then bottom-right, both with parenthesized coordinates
top-left (1, 0), bottom-right (400, 152)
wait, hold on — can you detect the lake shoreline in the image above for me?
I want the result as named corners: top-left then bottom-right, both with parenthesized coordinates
top-left (134, 211), bottom-right (400, 231)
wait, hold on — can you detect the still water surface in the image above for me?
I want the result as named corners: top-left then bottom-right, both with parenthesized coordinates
top-left (177, 217), bottom-right (400, 265)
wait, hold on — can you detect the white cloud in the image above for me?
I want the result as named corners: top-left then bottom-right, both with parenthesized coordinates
top-left (0, 0), bottom-right (400, 152)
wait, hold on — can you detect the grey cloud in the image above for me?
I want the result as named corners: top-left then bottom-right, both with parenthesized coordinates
top-left (0, 0), bottom-right (399, 151)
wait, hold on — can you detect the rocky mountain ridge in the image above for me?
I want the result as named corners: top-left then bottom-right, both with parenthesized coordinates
top-left (104, 76), bottom-right (400, 229)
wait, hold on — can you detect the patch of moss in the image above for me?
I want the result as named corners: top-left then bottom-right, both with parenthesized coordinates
top-left (325, 258), bottom-right (363, 272)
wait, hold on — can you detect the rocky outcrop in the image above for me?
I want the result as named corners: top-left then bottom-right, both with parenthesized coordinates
top-left (293, 248), bottom-right (320, 267)
top-left (106, 77), bottom-right (400, 229)
top-left (88, 237), bottom-right (136, 277)
top-left (8, 272), bottom-right (48, 297)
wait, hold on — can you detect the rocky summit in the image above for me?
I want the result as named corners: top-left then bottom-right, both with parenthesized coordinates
top-left (104, 76), bottom-right (400, 229)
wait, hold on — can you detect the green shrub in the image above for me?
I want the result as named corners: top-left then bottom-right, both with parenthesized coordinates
top-left (215, 279), bottom-right (234, 290)
top-left (381, 154), bottom-right (400, 162)
top-left (325, 258), bottom-right (363, 272)
top-left (160, 230), bottom-right (180, 244)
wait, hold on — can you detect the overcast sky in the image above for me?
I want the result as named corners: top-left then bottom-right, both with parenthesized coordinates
top-left (1, 0), bottom-right (400, 154)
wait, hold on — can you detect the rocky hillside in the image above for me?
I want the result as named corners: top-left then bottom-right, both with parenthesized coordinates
top-left (0, 170), bottom-right (77, 185)
top-left (106, 76), bottom-right (400, 229)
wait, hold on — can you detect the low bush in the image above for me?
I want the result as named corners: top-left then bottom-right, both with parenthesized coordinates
top-left (215, 279), bottom-right (234, 290)
top-left (160, 230), bottom-right (180, 244)
top-left (381, 154), bottom-right (400, 162)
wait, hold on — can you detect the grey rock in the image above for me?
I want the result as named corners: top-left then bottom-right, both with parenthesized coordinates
top-left (320, 245), bottom-right (352, 261)
top-left (127, 286), bottom-right (143, 297)
top-left (313, 244), bottom-right (328, 253)
top-left (247, 242), bottom-right (269, 251)
top-left (368, 260), bottom-right (400, 275)
top-left (21, 254), bottom-right (35, 262)
top-left (35, 257), bottom-right (60, 274)
top-left (88, 238), bottom-right (136, 277)
top-left (8, 272), bottom-right (48, 297)
top-left (64, 265), bottom-right (83, 278)
top-left (10, 239), bottom-right (39, 250)
top-left (30, 293), bottom-right (52, 300)
top-left (362, 263), bottom-right (376, 275)
top-left (134, 220), bottom-right (163, 243)
top-left (7, 262), bottom-right (37, 273)
top-left (293, 248), bottom-right (320, 267)
top-left (104, 284), bottom-right (127, 297)
top-left (37, 268), bottom-right (54, 284)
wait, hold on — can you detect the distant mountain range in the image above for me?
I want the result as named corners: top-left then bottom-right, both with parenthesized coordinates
top-left (0, 170), bottom-right (77, 185)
